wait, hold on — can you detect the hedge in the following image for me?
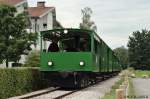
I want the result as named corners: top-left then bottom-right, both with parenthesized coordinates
top-left (0, 68), bottom-right (49, 99)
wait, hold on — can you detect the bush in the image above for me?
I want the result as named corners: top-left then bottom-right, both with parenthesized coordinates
top-left (0, 68), bottom-right (49, 99)
top-left (24, 50), bottom-right (40, 67)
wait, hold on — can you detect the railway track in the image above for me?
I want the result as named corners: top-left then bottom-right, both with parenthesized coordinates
top-left (53, 90), bottom-right (78, 99)
top-left (49, 77), bottom-right (111, 99)
top-left (9, 87), bottom-right (60, 99)
top-left (25, 89), bottom-right (78, 99)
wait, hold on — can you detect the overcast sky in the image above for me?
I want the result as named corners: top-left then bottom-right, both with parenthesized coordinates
top-left (27, 0), bottom-right (150, 49)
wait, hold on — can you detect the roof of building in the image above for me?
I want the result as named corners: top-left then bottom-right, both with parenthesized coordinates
top-left (27, 7), bottom-right (54, 18)
top-left (0, 0), bottom-right (26, 6)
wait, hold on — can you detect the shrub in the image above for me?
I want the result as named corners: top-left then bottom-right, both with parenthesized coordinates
top-left (24, 50), bottom-right (40, 67)
top-left (0, 68), bottom-right (48, 99)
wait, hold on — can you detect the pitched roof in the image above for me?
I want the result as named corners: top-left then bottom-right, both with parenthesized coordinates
top-left (27, 7), bottom-right (54, 18)
top-left (0, 0), bottom-right (25, 6)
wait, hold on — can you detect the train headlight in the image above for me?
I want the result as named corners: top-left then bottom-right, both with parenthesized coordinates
top-left (80, 61), bottom-right (85, 66)
top-left (48, 61), bottom-right (53, 66)
top-left (64, 30), bottom-right (68, 34)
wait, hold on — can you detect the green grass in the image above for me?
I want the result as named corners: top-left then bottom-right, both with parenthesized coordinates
top-left (128, 78), bottom-right (135, 99)
top-left (101, 77), bottom-right (124, 99)
top-left (134, 70), bottom-right (150, 78)
top-left (128, 67), bottom-right (150, 78)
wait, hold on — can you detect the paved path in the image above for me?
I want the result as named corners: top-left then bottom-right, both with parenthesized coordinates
top-left (133, 78), bottom-right (150, 99)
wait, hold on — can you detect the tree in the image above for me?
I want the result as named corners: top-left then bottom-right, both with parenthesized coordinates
top-left (24, 50), bottom-right (40, 67)
top-left (0, 5), bottom-right (37, 67)
top-left (113, 46), bottom-right (128, 69)
top-left (127, 29), bottom-right (150, 70)
top-left (79, 7), bottom-right (97, 32)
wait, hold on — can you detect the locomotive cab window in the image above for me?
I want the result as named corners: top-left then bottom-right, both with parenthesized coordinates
top-left (41, 30), bottom-right (91, 52)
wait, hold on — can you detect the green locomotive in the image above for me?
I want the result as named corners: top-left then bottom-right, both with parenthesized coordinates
top-left (40, 28), bottom-right (122, 88)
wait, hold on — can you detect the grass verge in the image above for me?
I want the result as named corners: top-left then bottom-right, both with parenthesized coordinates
top-left (134, 70), bottom-right (150, 78)
top-left (127, 78), bottom-right (135, 99)
top-left (128, 67), bottom-right (150, 78)
top-left (101, 77), bottom-right (124, 99)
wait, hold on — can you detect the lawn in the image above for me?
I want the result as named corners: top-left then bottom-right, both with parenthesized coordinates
top-left (134, 70), bottom-right (150, 78)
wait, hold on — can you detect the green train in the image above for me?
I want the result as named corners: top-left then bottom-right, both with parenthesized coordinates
top-left (40, 28), bottom-right (122, 88)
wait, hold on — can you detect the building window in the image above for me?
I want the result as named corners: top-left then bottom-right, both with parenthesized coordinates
top-left (43, 23), bottom-right (47, 29)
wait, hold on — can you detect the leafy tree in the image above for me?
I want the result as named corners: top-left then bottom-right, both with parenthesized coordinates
top-left (0, 5), bottom-right (37, 67)
top-left (24, 50), bottom-right (40, 67)
top-left (113, 46), bottom-right (128, 69)
top-left (79, 7), bottom-right (97, 32)
top-left (127, 29), bottom-right (150, 70)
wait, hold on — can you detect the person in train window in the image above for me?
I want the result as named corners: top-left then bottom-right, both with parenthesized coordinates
top-left (80, 39), bottom-right (88, 51)
top-left (48, 39), bottom-right (59, 52)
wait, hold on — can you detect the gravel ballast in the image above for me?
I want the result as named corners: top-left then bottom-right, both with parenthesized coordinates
top-left (63, 76), bottom-right (119, 99)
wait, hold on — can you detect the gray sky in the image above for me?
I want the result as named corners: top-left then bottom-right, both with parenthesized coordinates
top-left (27, 0), bottom-right (150, 49)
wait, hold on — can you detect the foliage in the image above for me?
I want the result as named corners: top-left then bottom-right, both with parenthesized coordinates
top-left (0, 68), bottom-right (49, 99)
top-left (24, 50), bottom-right (40, 67)
top-left (127, 29), bottom-right (150, 70)
top-left (114, 46), bottom-right (128, 69)
top-left (0, 5), bottom-right (37, 67)
top-left (79, 7), bottom-right (97, 32)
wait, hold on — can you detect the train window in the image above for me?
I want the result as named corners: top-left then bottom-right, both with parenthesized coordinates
top-left (61, 37), bottom-right (91, 52)
top-left (94, 39), bottom-right (98, 54)
top-left (41, 30), bottom-right (91, 52)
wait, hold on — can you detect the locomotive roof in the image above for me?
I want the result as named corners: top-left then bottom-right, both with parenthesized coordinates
top-left (40, 28), bottom-right (93, 34)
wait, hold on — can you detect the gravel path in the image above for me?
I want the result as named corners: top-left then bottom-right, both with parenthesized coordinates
top-left (63, 76), bottom-right (119, 99)
top-left (133, 78), bottom-right (150, 99)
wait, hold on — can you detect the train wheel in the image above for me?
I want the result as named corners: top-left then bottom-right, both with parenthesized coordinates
top-left (80, 78), bottom-right (85, 88)
top-left (85, 79), bottom-right (88, 86)
top-left (85, 76), bottom-right (90, 86)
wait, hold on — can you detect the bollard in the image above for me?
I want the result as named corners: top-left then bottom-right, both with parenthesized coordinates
top-left (116, 89), bottom-right (124, 99)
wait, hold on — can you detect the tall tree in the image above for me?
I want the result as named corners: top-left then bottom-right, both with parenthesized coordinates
top-left (127, 29), bottom-right (150, 70)
top-left (113, 46), bottom-right (128, 69)
top-left (79, 7), bottom-right (97, 32)
top-left (0, 5), bottom-right (37, 67)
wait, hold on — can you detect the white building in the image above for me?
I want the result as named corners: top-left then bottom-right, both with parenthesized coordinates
top-left (27, 1), bottom-right (63, 50)
top-left (28, 2), bottom-right (55, 33)
top-left (27, 1), bottom-right (57, 49)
